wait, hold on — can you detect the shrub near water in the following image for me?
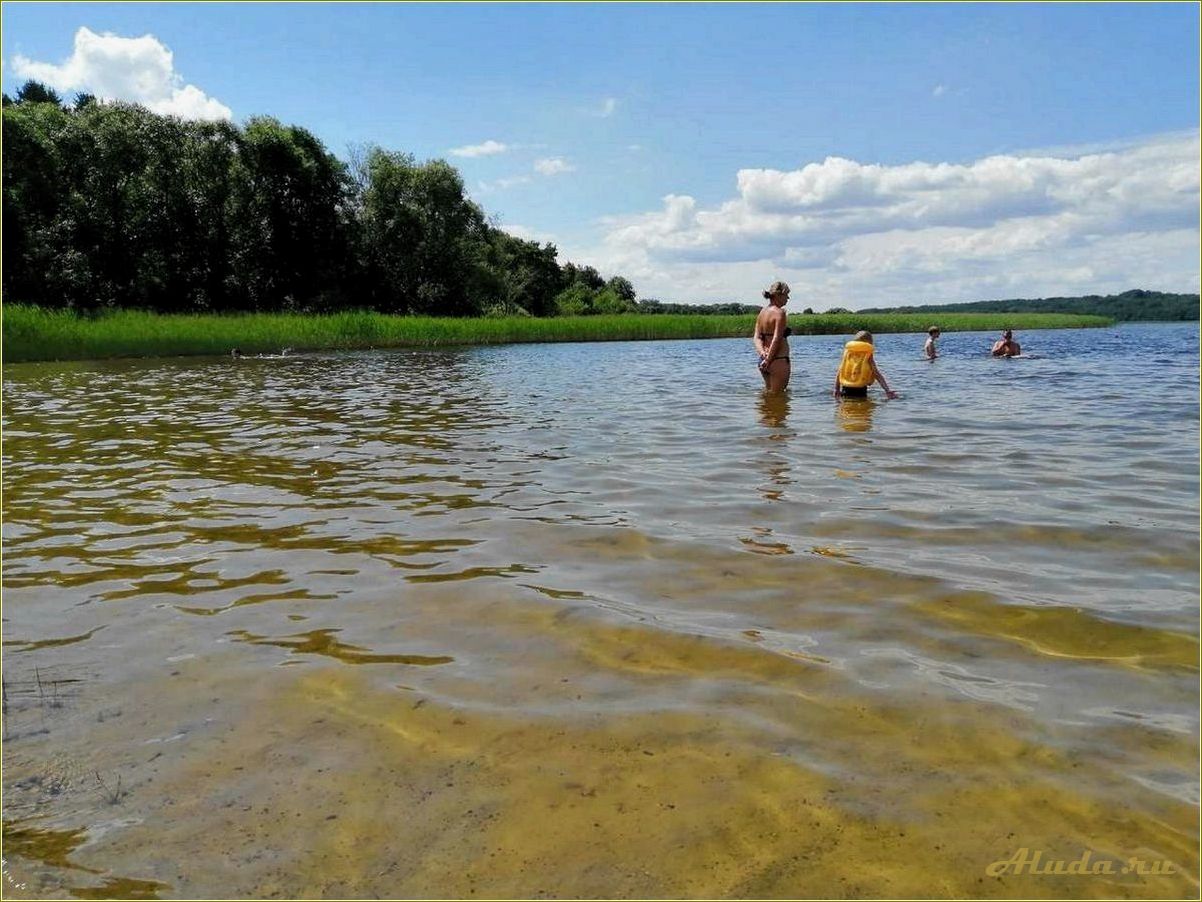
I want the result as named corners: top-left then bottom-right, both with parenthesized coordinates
top-left (1, 305), bottom-right (1112, 363)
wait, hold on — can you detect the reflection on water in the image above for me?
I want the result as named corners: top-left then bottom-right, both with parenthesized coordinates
top-left (2, 324), bottom-right (1198, 898)
top-left (756, 391), bottom-right (793, 503)
top-left (757, 389), bottom-right (791, 429)
top-left (835, 395), bottom-right (877, 432)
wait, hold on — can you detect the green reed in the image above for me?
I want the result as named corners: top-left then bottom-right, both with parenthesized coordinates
top-left (1, 305), bottom-right (1112, 363)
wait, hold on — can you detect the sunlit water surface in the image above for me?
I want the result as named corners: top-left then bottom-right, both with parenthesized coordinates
top-left (3, 323), bottom-right (1198, 898)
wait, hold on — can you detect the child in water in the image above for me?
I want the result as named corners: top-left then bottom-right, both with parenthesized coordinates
top-left (833, 331), bottom-right (899, 399)
top-left (924, 326), bottom-right (940, 359)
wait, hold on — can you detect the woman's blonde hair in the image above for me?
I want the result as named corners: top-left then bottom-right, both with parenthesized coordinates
top-left (762, 280), bottom-right (790, 300)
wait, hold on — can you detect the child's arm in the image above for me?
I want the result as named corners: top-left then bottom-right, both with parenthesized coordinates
top-left (872, 359), bottom-right (899, 399)
top-left (832, 369), bottom-right (842, 398)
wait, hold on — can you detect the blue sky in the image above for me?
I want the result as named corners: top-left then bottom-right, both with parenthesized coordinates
top-left (2, 2), bottom-right (1199, 307)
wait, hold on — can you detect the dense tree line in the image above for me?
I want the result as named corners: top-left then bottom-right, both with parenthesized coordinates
top-left (862, 289), bottom-right (1199, 322)
top-left (2, 82), bottom-right (639, 317)
top-left (635, 299), bottom-right (760, 315)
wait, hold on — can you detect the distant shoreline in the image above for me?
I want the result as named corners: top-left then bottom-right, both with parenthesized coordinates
top-left (860, 289), bottom-right (1198, 322)
top-left (2, 305), bottom-right (1113, 364)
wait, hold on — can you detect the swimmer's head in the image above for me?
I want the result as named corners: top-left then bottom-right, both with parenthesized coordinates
top-left (928, 326), bottom-right (940, 336)
top-left (854, 330), bottom-right (873, 343)
top-left (1003, 329), bottom-right (1013, 339)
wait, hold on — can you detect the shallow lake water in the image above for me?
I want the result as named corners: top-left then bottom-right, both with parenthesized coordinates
top-left (2, 322), bottom-right (1198, 898)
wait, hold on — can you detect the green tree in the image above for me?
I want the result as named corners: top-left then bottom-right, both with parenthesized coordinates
top-left (228, 117), bottom-right (352, 311)
top-left (15, 80), bottom-right (63, 106)
top-left (358, 149), bottom-right (489, 314)
top-left (61, 102), bottom-right (188, 310)
top-left (2, 101), bottom-right (77, 305)
top-left (605, 275), bottom-right (636, 303)
top-left (478, 230), bottom-right (563, 316)
top-left (562, 262), bottom-right (605, 291)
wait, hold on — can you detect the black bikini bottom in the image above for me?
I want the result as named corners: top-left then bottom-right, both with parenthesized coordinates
top-left (840, 385), bottom-right (868, 397)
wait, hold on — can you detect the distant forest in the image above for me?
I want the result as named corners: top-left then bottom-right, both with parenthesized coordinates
top-left (2, 80), bottom-right (638, 318)
top-left (861, 289), bottom-right (1199, 322)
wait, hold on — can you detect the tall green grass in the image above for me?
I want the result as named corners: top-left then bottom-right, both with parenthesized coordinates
top-left (1, 305), bottom-right (1112, 363)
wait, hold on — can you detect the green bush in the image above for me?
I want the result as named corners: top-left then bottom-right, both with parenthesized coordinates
top-left (592, 288), bottom-right (638, 315)
top-left (553, 284), bottom-right (595, 316)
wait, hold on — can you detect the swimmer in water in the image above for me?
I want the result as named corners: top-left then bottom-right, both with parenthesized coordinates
top-left (924, 326), bottom-right (940, 359)
top-left (991, 329), bottom-right (1021, 357)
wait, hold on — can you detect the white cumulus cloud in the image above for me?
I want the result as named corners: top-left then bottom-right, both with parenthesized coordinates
top-left (449, 139), bottom-right (509, 158)
top-left (580, 131), bottom-right (1200, 306)
top-left (477, 175), bottom-right (532, 193)
top-left (534, 157), bottom-right (576, 176)
top-left (477, 156), bottom-right (577, 193)
top-left (11, 26), bottom-right (231, 120)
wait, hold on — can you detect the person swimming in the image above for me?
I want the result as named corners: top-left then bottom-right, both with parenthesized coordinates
top-left (231, 347), bottom-right (294, 360)
top-left (991, 329), bottom-right (1021, 357)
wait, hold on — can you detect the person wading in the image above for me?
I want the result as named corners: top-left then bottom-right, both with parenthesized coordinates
top-left (754, 280), bottom-right (793, 393)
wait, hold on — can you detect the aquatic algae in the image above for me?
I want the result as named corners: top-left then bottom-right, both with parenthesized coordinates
top-left (914, 593), bottom-right (1200, 672)
top-left (226, 628), bottom-right (454, 666)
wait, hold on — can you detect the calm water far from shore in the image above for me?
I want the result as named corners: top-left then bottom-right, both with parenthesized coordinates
top-left (2, 321), bottom-right (1198, 898)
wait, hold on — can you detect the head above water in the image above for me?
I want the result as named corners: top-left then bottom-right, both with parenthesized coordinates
top-left (853, 330), bottom-right (873, 343)
top-left (928, 326), bottom-right (940, 336)
top-left (1003, 329), bottom-right (1013, 339)
top-left (762, 280), bottom-right (790, 301)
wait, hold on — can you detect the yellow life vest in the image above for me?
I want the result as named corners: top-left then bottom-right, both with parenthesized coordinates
top-left (838, 340), bottom-right (875, 388)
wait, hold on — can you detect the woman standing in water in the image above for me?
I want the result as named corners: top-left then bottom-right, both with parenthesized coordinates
top-left (753, 281), bottom-right (792, 393)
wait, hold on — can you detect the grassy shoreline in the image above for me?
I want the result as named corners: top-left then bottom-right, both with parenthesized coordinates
top-left (1, 305), bottom-right (1113, 363)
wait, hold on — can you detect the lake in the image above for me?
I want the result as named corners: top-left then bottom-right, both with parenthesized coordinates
top-left (2, 321), bottom-right (1198, 898)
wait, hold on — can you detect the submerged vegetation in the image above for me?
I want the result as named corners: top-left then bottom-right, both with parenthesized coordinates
top-left (3, 305), bottom-right (1111, 363)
